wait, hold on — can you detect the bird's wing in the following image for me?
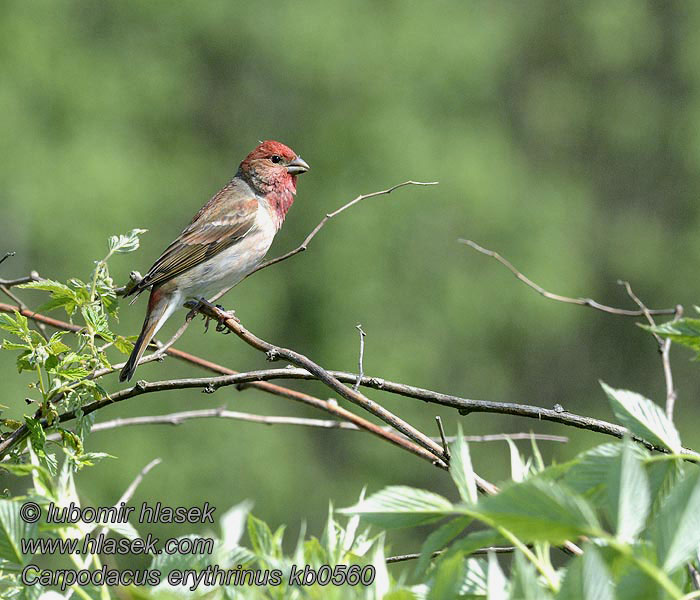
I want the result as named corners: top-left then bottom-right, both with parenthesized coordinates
top-left (129, 183), bottom-right (259, 294)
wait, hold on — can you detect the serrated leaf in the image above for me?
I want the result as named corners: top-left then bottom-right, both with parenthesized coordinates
top-left (601, 382), bottom-right (681, 453)
top-left (415, 516), bottom-right (471, 577)
top-left (449, 425), bottom-right (478, 504)
top-left (0, 312), bottom-right (29, 338)
top-left (113, 336), bottom-right (134, 355)
top-left (0, 500), bottom-right (38, 566)
top-left (339, 486), bottom-right (454, 528)
top-left (606, 438), bottom-right (650, 541)
top-left (220, 500), bottom-right (253, 553)
top-left (247, 513), bottom-right (277, 558)
top-left (511, 550), bottom-right (551, 600)
top-left (652, 468), bottom-right (700, 573)
top-left (108, 229), bottom-right (148, 254)
top-left (19, 280), bottom-right (80, 317)
top-left (428, 552), bottom-right (464, 600)
top-left (646, 318), bottom-right (700, 356)
top-left (557, 545), bottom-right (613, 600)
top-left (476, 478), bottom-right (600, 543)
top-left (486, 552), bottom-right (507, 600)
top-left (506, 437), bottom-right (530, 483)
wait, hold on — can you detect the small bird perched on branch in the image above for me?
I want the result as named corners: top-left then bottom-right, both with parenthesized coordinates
top-left (119, 140), bottom-right (310, 382)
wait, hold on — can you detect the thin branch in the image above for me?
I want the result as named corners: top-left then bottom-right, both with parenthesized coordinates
top-left (0, 252), bottom-right (16, 267)
top-left (618, 280), bottom-right (683, 420)
top-left (460, 239), bottom-right (676, 317)
top-left (249, 181), bottom-right (438, 276)
top-left (90, 410), bottom-right (361, 432)
top-left (0, 272), bottom-right (41, 288)
top-left (386, 546), bottom-right (515, 564)
top-left (354, 324), bottom-right (366, 392)
top-left (115, 458), bottom-right (161, 506)
top-left (435, 416), bottom-right (450, 461)
top-left (195, 299), bottom-right (448, 466)
top-left (84, 411), bottom-right (568, 444)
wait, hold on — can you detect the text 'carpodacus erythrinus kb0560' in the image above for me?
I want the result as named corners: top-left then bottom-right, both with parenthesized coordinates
top-left (119, 140), bottom-right (310, 382)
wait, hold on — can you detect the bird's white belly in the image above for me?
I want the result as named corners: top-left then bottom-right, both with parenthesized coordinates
top-left (173, 203), bottom-right (277, 300)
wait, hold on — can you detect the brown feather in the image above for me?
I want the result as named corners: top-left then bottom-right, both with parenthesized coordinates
top-left (127, 180), bottom-right (259, 296)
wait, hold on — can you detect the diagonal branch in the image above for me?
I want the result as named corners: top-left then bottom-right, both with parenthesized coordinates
top-left (192, 299), bottom-right (448, 465)
top-left (0, 302), bottom-right (441, 467)
top-left (248, 181), bottom-right (438, 276)
top-left (460, 239), bottom-right (676, 317)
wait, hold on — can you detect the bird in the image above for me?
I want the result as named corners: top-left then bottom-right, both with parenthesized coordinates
top-left (119, 140), bottom-right (310, 382)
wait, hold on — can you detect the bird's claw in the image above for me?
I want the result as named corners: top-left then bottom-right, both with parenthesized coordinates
top-left (214, 304), bottom-right (239, 333)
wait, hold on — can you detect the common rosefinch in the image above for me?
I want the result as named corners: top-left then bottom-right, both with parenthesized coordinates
top-left (119, 140), bottom-right (309, 382)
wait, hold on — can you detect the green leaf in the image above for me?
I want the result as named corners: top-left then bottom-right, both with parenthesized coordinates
top-left (24, 417), bottom-right (47, 459)
top-left (646, 318), bottom-right (700, 356)
top-left (485, 552), bottom-right (507, 600)
top-left (81, 304), bottom-right (113, 341)
top-left (415, 516), bottom-right (471, 577)
top-left (601, 382), bottom-right (681, 453)
top-left (113, 335), bottom-right (135, 355)
top-left (449, 425), bottom-right (478, 504)
top-left (247, 513), bottom-right (280, 559)
top-left (0, 312), bottom-right (30, 338)
top-left (460, 557), bottom-right (488, 597)
top-left (476, 478), bottom-right (600, 544)
top-left (108, 228), bottom-right (148, 254)
top-left (511, 550), bottom-right (551, 600)
top-left (606, 438), bottom-right (650, 541)
top-left (18, 280), bottom-right (80, 316)
top-left (428, 552), bottom-right (465, 600)
top-left (557, 545), bottom-right (613, 600)
top-left (652, 468), bottom-right (700, 573)
top-left (0, 500), bottom-right (38, 566)
top-left (339, 486), bottom-right (454, 528)
top-left (506, 436), bottom-right (530, 483)
top-left (220, 500), bottom-right (254, 553)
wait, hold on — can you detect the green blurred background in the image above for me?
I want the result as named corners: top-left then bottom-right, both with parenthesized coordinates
top-left (2, 0), bottom-right (700, 564)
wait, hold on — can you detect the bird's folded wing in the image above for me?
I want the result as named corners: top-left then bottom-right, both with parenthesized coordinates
top-left (130, 191), bottom-right (259, 294)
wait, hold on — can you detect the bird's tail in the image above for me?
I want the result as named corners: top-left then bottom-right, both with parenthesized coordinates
top-left (119, 289), bottom-right (177, 382)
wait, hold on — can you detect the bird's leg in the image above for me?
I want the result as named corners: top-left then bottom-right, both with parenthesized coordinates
top-left (184, 297), bottom-right (213, 333)
top-left (214, 304), bottom-right (239, 334)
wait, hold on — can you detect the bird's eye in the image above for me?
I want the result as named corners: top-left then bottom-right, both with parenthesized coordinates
top-left (270, 155), bottom-right (282, 164)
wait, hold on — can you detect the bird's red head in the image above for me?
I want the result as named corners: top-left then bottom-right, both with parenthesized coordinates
top-left (238, 140), bottom-right (309, 227)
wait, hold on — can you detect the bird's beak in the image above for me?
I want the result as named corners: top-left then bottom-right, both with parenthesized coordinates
top-left (286, 155), bottom-right (310, 175)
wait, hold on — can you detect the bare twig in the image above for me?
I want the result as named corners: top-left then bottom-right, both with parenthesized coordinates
top-left (251, 181), bottom-right (438, 276)
top-left (435, 416), bottom-right (450, 461)
top-left (90, 410), bottom-right (359, 432)
top-left (386, 546), bottom-right (515, 564)
top-left (0, 252), bottom-right (16, 267)
top-left (195, 299), bottom-right (448, 466)
top-left (0, 272), bottom-right (41, 288)
top-left (354, 324), bottom-right (366, 392)
top-left (461, 240), bottom-right (676, 317)
top-left (618, 280), bottom-right (684, 420)
top-left (85, 410), bottom-right (568, 445)
top-left (116, 458), bottom-right (161, 506)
